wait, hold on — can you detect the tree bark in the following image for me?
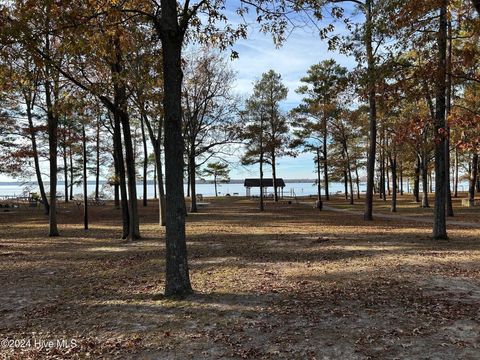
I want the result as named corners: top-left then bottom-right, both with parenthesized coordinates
top-left (95, 117), bottom-right (100, 200)
top-left (469, 153), bottom-right (478, 207)
top-left (414, 156), bottom-right (420, 203)
top-left (63, 129), bottom-right (68, 203)
top-left (390, 154), bottom-right (397, 212)
top-left (26, 100), bottom-right (50, 215)
top-left (140, 112), bottom-right (148, 206)
top-left (111, 32), bottom-right (140, 240)
top-left (433, 1), bottom-right (448, 239)
top-left (445, 19), bottom-right (454, 217)
top-left (143, 108), bottom-right (166, 226)
top-left (454, 147), bottom-right (459, 197)
top-left (44, 74), bottom-right (59, 237)
top-left (112, 111), bottom-right (129, 238)
top-left (69, 145), bottom-right (74, 200)
top-left (323, 118), bottom-right (329, 201)
top-left (363, 0), bottom-right (377, 220)
top-left (272, 152), bottom-right (278, 202)
top-left (160, 9), bottom-right (192, 295)
top-left (355, 163), bottom-right (361, 200)
top-left (82, 124), bottom-right (88, 230)
top-left (316, 147), bottom-right (323, 209)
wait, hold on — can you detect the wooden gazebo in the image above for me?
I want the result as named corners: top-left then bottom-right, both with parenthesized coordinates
top-left (243, 178), bottom-right (286, 197)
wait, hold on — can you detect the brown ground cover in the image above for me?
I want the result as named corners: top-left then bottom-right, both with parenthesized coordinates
top-left (0, 196), bottom-right (479, 359)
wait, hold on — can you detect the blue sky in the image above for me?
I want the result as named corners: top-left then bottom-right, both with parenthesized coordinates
top-left (226, 14), bottom-right (357, 179)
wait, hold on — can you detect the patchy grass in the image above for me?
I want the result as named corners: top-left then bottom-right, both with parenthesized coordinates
top-left (0, 197), bottom-right (479, 359)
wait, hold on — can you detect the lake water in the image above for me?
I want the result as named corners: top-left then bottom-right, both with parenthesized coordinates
top-left (0, 180), bottom-right (469, 199)
top-left (0, 180), bottom-right (368, 199)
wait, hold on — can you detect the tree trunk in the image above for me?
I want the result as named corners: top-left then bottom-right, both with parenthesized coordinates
top-left (142, 108), bottom-right (166, 226)
top-left (189, 154), bottom-right (197, 212)
top-left (27, 101), bottom-right (49, 215)
top-left (323, 122), bottom-right (329, 201)
top-left (414, 156), bottom-right (420, 202)
top-left (272, 152), bottom-right (278, 202)
top-left (82, 124), bottom-right (88, 230)
top-left (69, 145), bottom-right (74, 200)
top-left (214, 175), bottom-right (218, 197)
top-left (364, 0), bottom-right (377, 221)
top-left (259, 116), bottom-right (265, 212)
top-left (390, 155), bottom-right (397, 212)
top-left (63, 131), bottom-right (68, 203)
top-left (445, 19), bottom-right (454, 217)
top-left (469, 153), bottom-right (478, 207)
top-left (355, 163), bottom-right (360, 200)
top-left (45, 79), bottom-right (59, 236)
top-left (120, 111), bottom-right (140, 239)
top-left (95, 117), bottom-right (100, 200)
top-left (161, 20), bottom-right (192, 296)
top-left (153, 162), bottom-right (157, 199)
top-left (421, 154), bottom-right (429, 208)
top-left (186, 165), bottom-right (190, 197)
top-left (433, 1), bottom-right (448, 239)
top-left (112, 111), bottom-right (129, 238)
top-left (399, 161), bottom-right (404, 195)
top-left (386, 149), bottom-right (391, 197)
top-left (454, 147), bottom-right (459, 197)
top-left (140, 112), bottom-right (148, 206)
top-left (316, 147), bottom-right (323, 210)
top-left (348, 164), bottom-right (354, 205)
top-left (111, 32), bottom-right (140, 240)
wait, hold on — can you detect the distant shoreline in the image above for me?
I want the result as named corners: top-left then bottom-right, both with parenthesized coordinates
top-left (0, 179), bottom-right (319, 186)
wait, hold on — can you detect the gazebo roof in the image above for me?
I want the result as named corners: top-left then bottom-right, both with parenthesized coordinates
top-left (244, 178), bottom-right (286, 188)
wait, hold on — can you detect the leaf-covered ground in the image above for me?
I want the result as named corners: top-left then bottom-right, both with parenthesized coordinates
top-left (0, 196), bottom-right (479, 359)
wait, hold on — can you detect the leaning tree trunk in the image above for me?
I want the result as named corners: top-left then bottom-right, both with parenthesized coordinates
top-left (140, 113), bottom-right (148, 207)
top-left (112, 109), bottom-right (129, 238)
top-left (27, 102), bottom-right (49, 215)
top-left (161, 18), bottom-right (192, 296)
top-left (433, 1), bottom-right (448, 240)
top-left (143, 110), bottom-right (166, 226)
top-left (111, 32), bottom-right (140, 240)
top-left (469, 153), bottom-right (478, 207)
top-left (119, 110), bottom-right (141, 240)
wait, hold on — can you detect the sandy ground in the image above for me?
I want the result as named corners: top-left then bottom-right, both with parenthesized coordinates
top-left (0, 196), bottom-right (479, 359)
